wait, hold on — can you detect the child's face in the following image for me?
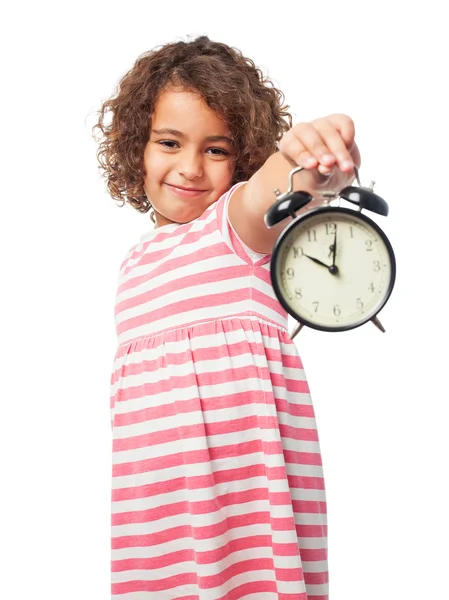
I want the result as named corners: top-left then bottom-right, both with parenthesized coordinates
top-left (143, 87), bottom-right (235, 228)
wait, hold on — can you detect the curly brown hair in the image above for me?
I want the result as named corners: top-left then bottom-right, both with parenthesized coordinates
top-left (92, 35), bottom-right (292, 214)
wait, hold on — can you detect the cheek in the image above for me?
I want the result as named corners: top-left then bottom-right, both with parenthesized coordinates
top-left (211, 161), bottom-right (234, 190)
top-left (144, 150), bottom-right (170, 182)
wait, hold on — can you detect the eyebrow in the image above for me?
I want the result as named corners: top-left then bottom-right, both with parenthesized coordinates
top-left (152, 128), bottom-right (233, 145)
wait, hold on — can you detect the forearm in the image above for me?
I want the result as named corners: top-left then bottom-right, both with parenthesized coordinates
top-left (247, 151), bottom-right (331, 216)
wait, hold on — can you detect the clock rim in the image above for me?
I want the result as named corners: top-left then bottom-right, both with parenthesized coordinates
top-left (270, 206), bottom-right (397, 333)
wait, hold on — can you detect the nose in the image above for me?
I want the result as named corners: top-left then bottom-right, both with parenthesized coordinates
top-left (177, 149), bottom-right (203, 180)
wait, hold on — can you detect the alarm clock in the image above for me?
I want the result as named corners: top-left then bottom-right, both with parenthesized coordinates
top-left (264, 166), bottom-right (396, 338)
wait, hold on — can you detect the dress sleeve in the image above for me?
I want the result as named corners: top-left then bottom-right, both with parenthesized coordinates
top-left (215, 181), bottom-right (271, 266)
top-left (118, 242), bottom-right (140, 278)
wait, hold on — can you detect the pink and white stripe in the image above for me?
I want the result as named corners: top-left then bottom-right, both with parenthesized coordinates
top-left (110, 182), bottom-right (329, 599)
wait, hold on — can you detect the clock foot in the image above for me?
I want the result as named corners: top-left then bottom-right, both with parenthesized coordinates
top-left (290, 321), bottom-right (304, 340)
top-left (371, 316), bottom-right (386, 333)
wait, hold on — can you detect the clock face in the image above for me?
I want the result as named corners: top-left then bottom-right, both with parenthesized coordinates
top-left (273, 207), bottom-right (395, 331)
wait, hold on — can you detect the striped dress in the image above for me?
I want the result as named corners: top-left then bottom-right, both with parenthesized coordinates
top-left (110, 181), bottom-right (329, 600)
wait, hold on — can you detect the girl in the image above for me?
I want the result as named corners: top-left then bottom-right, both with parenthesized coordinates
top-left (93, 35), bottom-right (360, 600)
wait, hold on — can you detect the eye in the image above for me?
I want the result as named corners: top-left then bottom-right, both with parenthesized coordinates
top-left (158, 140), bottom-right (179, 149)
top-left (207, 147), bottom-right (230, 156)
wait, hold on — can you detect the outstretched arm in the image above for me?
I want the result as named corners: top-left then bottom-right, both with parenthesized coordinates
top-left (228, 114), bottom-right (361, 254)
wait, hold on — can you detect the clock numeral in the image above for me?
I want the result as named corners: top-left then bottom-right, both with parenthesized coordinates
top-left (368, 282), bottom-right (375, 293)
top-left (325, 223), bottom-right (336, 235)
top-left (294, 288), bottom-right (302, 298)
top-left (373, 260), bottom-right (381, 272)
top-left (356, 298), bottom-right (364, 311)
top-left (312, 301), bottom-right (319, 313)
top-left (307, 229), bottom-right (317, 242)
top-left (333, 304), bottom-right (341, 317)
top-left (292, 246), bottom-right (304, 258)
top-left (286, 268), bottom-right (295, 279)
top-left (349, 226), bottom-right (354, 238)
top-left (365, 240), bottom-right (373, 251)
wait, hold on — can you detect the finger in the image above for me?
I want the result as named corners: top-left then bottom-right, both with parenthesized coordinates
top-left (278, 129), bottom-right (320, 169)
top-left (285, 122), bottom-right (338, 169)
top-left (326, 114), bottom-right (356, 148)
top-left (312, 118), bottom-right (354, 172)
top-left (350, 141), bottom-right (361, 169)
top-left (317, 164), bottom-right (334, 176)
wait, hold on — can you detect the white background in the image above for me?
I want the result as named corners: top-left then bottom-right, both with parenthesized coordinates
top-left (2, 1), bottom-right (448, 598)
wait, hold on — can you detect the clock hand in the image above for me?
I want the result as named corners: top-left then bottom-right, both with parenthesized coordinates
top-left (325, 226), bottom-right (339, 275)
top-left (332, 226), bottom-right (337, 267)
top-left (328, 227), bottom-right (337, 264)
top-left (303, 254), bottom-right (331, 269)
top-left (303, 252), bottom-right (339, 275)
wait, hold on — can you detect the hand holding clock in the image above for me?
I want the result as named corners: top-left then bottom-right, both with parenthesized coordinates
top-left (278, 114), bottom-right (361, 193)
top-left (267, 115), bottom-right (395, 335)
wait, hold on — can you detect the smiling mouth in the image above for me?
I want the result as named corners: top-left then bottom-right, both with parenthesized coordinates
top-left (164, 183), bottom-right (209, 197)
top-left (165, 183), bottom-right (206, 191)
